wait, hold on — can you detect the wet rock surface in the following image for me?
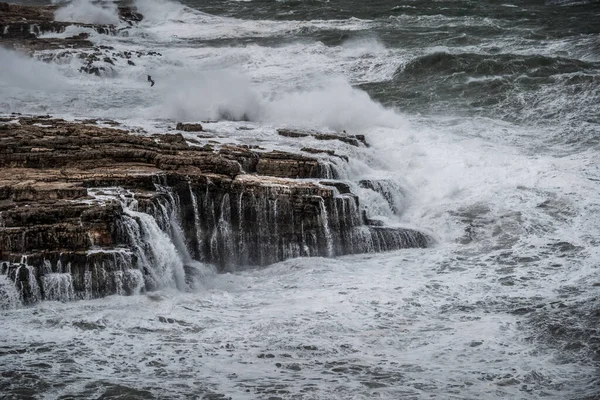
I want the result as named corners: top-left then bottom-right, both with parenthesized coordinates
top-left (278, 129), bottom-right (369, 147)
top-left (0, 117), bottom-right (430, 303)
top-left (0, 2), bottom-right (146, 67)
top-left (176, 122), bottom-right (204, 132)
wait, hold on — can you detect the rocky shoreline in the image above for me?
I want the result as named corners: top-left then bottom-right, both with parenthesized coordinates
top-left (0, 4), bottom-right (430, 305)
top-left (0, 2), bottom-right (149, 75)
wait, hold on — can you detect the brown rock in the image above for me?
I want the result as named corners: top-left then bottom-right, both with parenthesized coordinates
top-left (176, 122), bottom-right (204, 132)
top-left (0, 117), bottom-right (429, 304)
top-left (277, 128), bottom-right (369, 147)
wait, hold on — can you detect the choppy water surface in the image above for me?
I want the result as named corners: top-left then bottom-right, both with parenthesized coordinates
top-left (1, 0), bottom-right (599, 399)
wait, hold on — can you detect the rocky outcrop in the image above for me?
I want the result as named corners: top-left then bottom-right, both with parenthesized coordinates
top-left (0, 3), bottom-right (140, 39)
top-left (278, 129), bottom-right (369, 147)
top-left (0, 116), bottom-right (430, 305)
top-left (0, 2), bottom-right (148, 71)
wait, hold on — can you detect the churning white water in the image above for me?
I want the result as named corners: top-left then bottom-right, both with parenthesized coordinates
top-left (0, 0), bottom-right (599, 398)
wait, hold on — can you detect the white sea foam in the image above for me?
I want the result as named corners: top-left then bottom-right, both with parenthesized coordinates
top-left (131, 0), bottom-right (374, 41)
top-left (1, 1), bottom-right (599, 397)
top-left (54, 0), bottom-right (120, 25)
top-left (262, 77), bottom-right (406, 131)
top-left (0, 250), bottom-right (597, 398)
top-left (149, 66), bottom-right (405, 132)
top-left (155, 69), bottom-right (263, 122)
top-left (0, 48), bottom-right (67, 91)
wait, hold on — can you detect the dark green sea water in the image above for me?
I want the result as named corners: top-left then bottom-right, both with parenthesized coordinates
top-left (181, 0), bottom-right (600, 151)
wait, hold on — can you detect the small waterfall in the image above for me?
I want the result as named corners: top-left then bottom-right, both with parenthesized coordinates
top-left (346, 226), bottom-right (429, 254)
top-left (42, 273), bottom-right (75, 302)
top-left (41, 260), bottom-right (74, 302)
top-left (353, 226), bottom-right (376, 253)
top-left (113, 268), bottom-right (145, 296)
top-left (319, 198), bottom-right (335, 257)
top-left (221, 194), bottom-right (237, 265)
top-left (0, 274), bottom-right (21, 310)
top-left (209, 193), bottom-right (236, 268)
top-left (359, 178), bottom-right (410, 217)
top-left (85, 250), bottom-right (142, 298)
top-left (155, 184), bottom-right (215, 285)
top-left (151, 195), bottom-right (173, 232)
top-left (15, 264), bottom-right (42, 304)
top-left (121, 208), bottom-right (187, 291)
top-left (301, 223), bottom-right (314, 257)
top-left (236, 192), bottom-right (249, 264)
top-left (188, 181), bottom-right (203, 258)
top-left (84, 265), bottom-right (93, 300)
top-left (319, 160), bottom-right (339, 180)
top-left (155, 183), bottom-right (199, 258)
top-left (0, 261), bottom-right (42, 307)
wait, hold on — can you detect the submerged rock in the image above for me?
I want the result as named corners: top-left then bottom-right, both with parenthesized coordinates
top-left (277, 128), bottom-right (369, 147)
top-left (176, 122), bottom-right (204, 132)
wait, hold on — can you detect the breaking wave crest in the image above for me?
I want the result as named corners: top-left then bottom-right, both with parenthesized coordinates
top-left (398, 51), bottom-right (596, 78)
top-left (156, 71), bottom-right (406, 131)
top-left (54, 0), bottom-right (120, 25)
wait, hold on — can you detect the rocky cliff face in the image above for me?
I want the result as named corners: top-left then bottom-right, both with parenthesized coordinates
top-left (0, 117), bottom-right (430, 305)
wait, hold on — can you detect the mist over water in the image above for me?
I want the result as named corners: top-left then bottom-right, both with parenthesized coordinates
top-left (54, 0), bottom-right (120, 25)
top-left (1, 0), bottom-right (599, 399)
top-left (0, 48), bottom-right (67, 90)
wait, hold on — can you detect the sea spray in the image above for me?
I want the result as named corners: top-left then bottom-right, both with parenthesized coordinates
top-left (54, 0), bottom-right (120, 25)
top-left (263, 77), bottom-right (407, 132)
top-left (156, 69), bottom-right (263, 122)
top-left (154, 70), bottom-right (406, 132)
top-left (0, 48), bottom-right (67, 91)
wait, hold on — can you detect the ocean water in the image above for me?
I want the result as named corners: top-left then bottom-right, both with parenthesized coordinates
top-left (1, 0), bottom-right (599, 399)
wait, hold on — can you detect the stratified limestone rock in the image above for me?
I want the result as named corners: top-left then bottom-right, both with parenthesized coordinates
top-left (0, 116), bottom-right (430, 303)
top-left (278, 128), bottom-right (369, 147)
top-left (301, 147), bottom-right (349, 162)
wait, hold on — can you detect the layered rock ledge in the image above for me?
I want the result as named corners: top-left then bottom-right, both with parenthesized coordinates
top-left (0, 116), bottom-right (430, 304)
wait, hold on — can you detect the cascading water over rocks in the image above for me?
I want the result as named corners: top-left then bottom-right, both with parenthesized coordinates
top-left (0, 117), bottom-right (430, 305)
